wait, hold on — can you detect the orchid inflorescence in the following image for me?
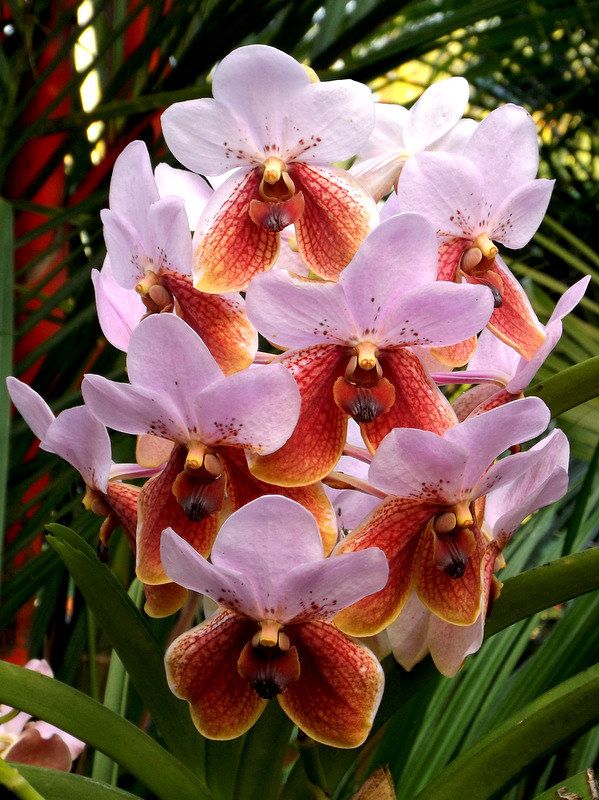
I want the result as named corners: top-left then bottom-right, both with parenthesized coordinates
top-left (7, 44), bottom-right (585, 751)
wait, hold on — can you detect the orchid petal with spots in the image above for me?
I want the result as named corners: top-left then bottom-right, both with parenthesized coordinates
top-left (335, 397), bottom-right (552, 633)
top-left (162, 44), bottom-right (377, 288)
top-left (246, 214), bottom-right (492, 484)
top-left (162, 495), bottom-right (387, 746)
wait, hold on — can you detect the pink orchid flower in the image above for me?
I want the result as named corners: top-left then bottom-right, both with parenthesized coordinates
top-left (334, 397), bottom-right (552, 635)
top-left (99, 140), bottom-right (257, 374)
top-left (6, 378), bottom-right (184, 617)
top-left (386, 103), bottom-right (555, 363)
top-left (387, 429), bottom-right (569, 675)
top-left (82, 314), bottom-right (336, 584)
top-left (161, 44), bottom-right (378, 291)
top-left (352, 77), bottom-right (477, 200)
top-left (161, 495), bottom-right (388, 747)
top-left (431, 277), bottom-right (591, 419)
top-left (0, 660), bottom-right (85, 770)
top-left (245, 213), bottom-right (494, 486)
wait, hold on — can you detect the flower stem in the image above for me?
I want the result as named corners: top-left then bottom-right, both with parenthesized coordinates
top-left (342, 444), bottom-right (372, 463)
top-left (297, 732), bottom-right (330, 799)
top-left (323, 471), bottom-right (386, 499)
top-left (0, 759), bottom-right (46, 800)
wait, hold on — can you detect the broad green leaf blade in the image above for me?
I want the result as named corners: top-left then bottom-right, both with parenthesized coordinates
top-left (91, 580), bottom-right (141, 786)
top-left (413, 663), bottom-right (599, 800)
top-left (0, 197), bottom-right (13, 583)
top-left (45, 525), bottom-right (206, 780)
top-left (13, 766), bottom-right (142, 800)
top-left (0, 661), bottom-right (208, 800)
top-left (534, 770), bottom-right (599, 800)
top-left (527, 357), bottom-right (599, 417)
top-left (485, 547), bottom-right (599, 638)
top-left (232, 701), bottom-right (294, 800)
top-left (563, 439), bottom-right (599, 555)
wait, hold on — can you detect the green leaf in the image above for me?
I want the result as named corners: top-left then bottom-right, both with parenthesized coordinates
top-left (485, 547), bottom-right (599, 638)
top-left (13, 766), bottom-right (142, 800)
top-left (527, 357), bottom-right (599, 417)
top-left (413, 664), bottom-right (599, 800)
top-left (0, 197), bottom-right (13, 581)
top-left (232, 702), bottom-right (294, 800)
top-left (534, 770), bottom-right (599, 800)
top-left (0, 661), bottom-right (208, 800)
top-left (45, 525), bottom-right (206, 780)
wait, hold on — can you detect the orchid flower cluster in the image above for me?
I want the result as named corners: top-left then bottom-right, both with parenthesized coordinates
top-left (8, 44), bottom-right (586, 751)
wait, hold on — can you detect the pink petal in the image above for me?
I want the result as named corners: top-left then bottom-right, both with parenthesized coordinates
top-left (385, 591), bottom-right (431, 671)
top-left (162, 98), bottom-right (262, 175)
top-left (126, 314), bottom-right (223, 421)
top-left (404, 77), bottom-right (470, 153)
top-left (195, 363), bottom-right (301, 454)
top-left (465, 104), bottom-right (540, 208)
top-left (30, 721), bottom-right (85, 760)
top-left (161, 527), bottom-right (264, 618)
top-left (330, 489), bottom-right (380, 534)
top-left (212, 45), bottom-right (311, 158)
top-left (357, 102), bottom-right (408, 160)
top-left (427, 612), bottom-right (485, 676)
top-left (154, 163), bottom-right (213, 229)
top-left (282, 79), bottom-right (375, 163)
top-left (101, 209), bottom-right (145, 289)
top-left (431, 118), bottom-right (477, 154)
top-left (246, 269), bottom-right (353, 350)
top-left (548, 275), bottom-right (591, 324)
top-left (490, 179), bottom-right (554, 249)
top-left (82, 375), bottom-right (189, 442)
top-left (484, 429), bottom-right (569, 541)
top-left (340, 213), bottom-right (439, 336)
top-left (44, 406), bottom-right (112, 492)
top-left (395, 152), bottom-right (485, 238)
top-left (369, 426), bottom-right (468, 503)
top-left (147, 196), bottom-right (193, 276)
top-left (211, 494), bottom-right (323, 573)
top-left (108, 140), bottom-right (158, 241)
top-left (445, 396), bottom-right (551, 496)
top-left (378, 281), bottom-right (493, 348)
top-left (466, 328), bottom-right (519, 384)
top-left (285, 547), bottom-right (388, 623)
top-left (6, 378), bottom-right (54, 441)
top-left (91, 260), bottom-right (144, 352)
top-left (507, 276), bottom-right (591, 394)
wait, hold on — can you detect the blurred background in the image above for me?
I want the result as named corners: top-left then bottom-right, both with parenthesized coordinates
top-left (0, 3), bottom-right (597, 798)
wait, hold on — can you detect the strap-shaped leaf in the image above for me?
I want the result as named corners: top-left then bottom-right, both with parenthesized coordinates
top-left (413, 663), bottom-right (599, 800)
top-left (528, 356), bottom-right (599, 416)
top-left (0, 662), bottom-right (207, 800)
top-left (45, 525), bottom-right (206, 780)
top-left (11, 765), bottom-right (141, 800)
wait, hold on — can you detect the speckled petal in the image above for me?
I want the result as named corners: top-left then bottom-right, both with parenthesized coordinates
top-left (360, 347), bottom-right (457, 451)
top-left (483, 257), bottom-right (545, 359)
top-left (279, 620), bottom-right (384, 748)
top-left (193, 168), bottom-right (279, 293)
top-left (165, 610), bottom-right (266, 740)
top-left (248, 344), bottom-right (348, 486)
top-left (334, 497), bottom-right (438, 636)
top-left (292, 163), bottom-right (378, 281)
top-left (137, 445), bottom-right (219, 584)
top-left (158, 271), bottom-right (257, 373)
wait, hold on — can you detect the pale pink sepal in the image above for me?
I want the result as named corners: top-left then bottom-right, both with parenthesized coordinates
top-left (161, 495), bottom-right (388, 624)
top-left (91, 259), bottom-right (144, 353)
